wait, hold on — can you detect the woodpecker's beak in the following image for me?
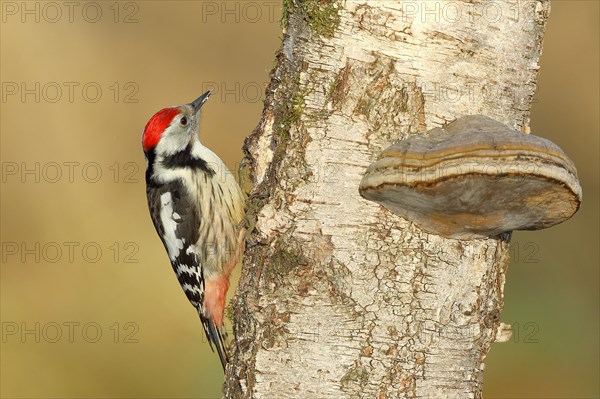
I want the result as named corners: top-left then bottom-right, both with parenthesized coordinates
top-left (190, 91), bottom-right (211, 113)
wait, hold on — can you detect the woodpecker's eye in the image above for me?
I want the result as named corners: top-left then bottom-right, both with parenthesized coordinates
top-left (180, 116), bottom-right (188, 126)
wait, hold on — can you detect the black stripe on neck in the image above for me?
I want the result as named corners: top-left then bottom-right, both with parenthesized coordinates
top-left (145, 148), bottom-right (156, 185)
top-left (162, 144), bottom-right (215, 176)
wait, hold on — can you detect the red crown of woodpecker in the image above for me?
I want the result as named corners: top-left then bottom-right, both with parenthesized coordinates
top-left (142, 108), bottom-right (181, 151)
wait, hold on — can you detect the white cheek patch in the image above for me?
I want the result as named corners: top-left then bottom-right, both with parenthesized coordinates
top-left (159, 192), bottom-right (184, 261)
top-left (155, 123), bottom-right (190, 156)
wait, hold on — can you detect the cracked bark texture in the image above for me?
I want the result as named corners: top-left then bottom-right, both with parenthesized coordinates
top-left (225, 1), bottom-right (549, 398)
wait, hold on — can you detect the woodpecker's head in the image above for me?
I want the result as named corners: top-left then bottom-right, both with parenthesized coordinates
top-left (142, 91), bottom-right (211, 157)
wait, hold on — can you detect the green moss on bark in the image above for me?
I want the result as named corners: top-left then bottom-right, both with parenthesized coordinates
top-left (282, 0), bottom-right (341, 38)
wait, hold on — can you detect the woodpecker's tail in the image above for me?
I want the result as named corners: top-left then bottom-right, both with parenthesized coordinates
top-left (200, 314), bottom-right (228, 371)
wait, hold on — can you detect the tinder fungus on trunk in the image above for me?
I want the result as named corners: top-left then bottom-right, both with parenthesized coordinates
top-left (359, 115), bottom-right (582, 239)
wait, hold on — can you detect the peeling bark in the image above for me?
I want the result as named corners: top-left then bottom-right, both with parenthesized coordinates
top-left (226, 1), bottom-right (549, 398)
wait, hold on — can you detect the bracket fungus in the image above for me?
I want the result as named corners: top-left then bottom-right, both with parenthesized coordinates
top-left (359, 115), bottom-right (582, 239)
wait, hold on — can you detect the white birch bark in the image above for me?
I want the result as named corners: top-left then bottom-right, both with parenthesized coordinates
top-left (226, 1), bottom-right (549, 398)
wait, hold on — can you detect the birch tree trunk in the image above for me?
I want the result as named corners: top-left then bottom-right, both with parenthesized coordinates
top-left (226, 1), bottom-right (549, 398)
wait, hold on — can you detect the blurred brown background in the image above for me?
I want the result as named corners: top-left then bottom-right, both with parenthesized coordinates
top-left (0, 1), bottom-right (597, 398)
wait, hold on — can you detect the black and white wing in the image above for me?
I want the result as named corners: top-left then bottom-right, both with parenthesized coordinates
top-left (146, 180), bottom-right (229, 369)
top-left (146, 180), bottom-right (203, 308)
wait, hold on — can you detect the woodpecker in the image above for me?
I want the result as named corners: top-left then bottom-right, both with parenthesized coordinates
top-left (142, 91), bottom-right (245, 370)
